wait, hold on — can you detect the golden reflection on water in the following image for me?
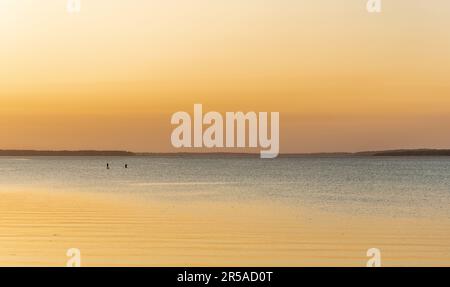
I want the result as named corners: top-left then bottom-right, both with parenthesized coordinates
top-left (0, 187), bottom-right (449, 266)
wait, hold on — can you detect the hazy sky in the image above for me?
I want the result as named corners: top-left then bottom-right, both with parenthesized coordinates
top-left (1, 0), bottom-right (450, 152)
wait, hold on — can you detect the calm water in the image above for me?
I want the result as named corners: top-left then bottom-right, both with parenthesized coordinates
top-left (1, 156), bottom-right (450, 266)
top-left (1, 156), bottom-right (450, 218)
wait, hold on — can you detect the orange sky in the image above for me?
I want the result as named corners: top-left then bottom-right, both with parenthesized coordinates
top-left (1, 0), bottom-right (450, 153)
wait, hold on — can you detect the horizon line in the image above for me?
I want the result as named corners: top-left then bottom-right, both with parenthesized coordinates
top-left (1, 148), bottom-right (450, 156)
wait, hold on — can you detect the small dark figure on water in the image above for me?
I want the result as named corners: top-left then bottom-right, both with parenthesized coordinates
top-left (107, 163), bottom-right (110, 169)
top-left (125, 164), bottom-right (128, 169)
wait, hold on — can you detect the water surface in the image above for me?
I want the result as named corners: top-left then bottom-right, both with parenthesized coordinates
top-left (0, 156), bottom-right (449, 266)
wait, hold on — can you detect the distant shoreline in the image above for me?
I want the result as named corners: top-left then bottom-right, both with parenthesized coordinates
top-left (1, 149), bottom-right (450, 157)
top-left (0, 150), bottom-right (135, 156)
